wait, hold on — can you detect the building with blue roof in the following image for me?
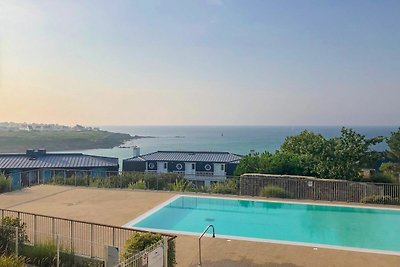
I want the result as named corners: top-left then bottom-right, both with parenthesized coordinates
top-left (122, 148), bottom-right (242, 186)
top-left (0, 149), bottom-right (118, 189)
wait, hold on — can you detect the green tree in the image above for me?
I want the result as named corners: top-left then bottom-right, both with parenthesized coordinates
top-left (235, 151), bottom-right (311, 176)
top-left (0, 217), bottom-right (29, 254)
top-left (380, 129), bottom-right (400, 183)
top-left (236, 128), bottom-right (383, 180)
top-left (234, 153), bottom-right (263, 175)
top-left (387, 128), bottom-right (400, 160)
top-left (315, 128), bottom-right (383, 180)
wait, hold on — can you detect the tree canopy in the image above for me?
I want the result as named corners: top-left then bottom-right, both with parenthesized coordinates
top-left (236, 127), bottom-right (385, 180)
top-left (379, 128), bottom-right (400, 182)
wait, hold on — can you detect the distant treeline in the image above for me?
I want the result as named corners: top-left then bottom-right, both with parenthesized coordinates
top-left (0, 130), bottom-right (133, 153)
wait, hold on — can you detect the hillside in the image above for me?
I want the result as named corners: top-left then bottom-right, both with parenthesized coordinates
top-left (0, 130), bottom-right (135, 153)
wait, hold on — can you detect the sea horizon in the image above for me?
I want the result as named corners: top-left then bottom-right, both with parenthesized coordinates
top-left (59, 125), bottom-right (399, 164)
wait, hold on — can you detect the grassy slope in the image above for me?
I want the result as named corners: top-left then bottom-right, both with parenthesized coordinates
top-left (0, 130), bottom-right (133, 153)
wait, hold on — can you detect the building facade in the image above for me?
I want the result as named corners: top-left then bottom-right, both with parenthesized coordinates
top-left (0, 149), bottom-right (119, 190)
top-left (122, 150), bottom-right (242, 186)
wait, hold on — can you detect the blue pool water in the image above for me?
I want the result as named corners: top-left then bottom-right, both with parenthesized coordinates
top-left (132, 196), bottom-right (400, 253)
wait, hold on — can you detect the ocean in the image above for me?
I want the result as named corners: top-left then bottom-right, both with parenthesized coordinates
top-left (65, 126), bottom-right (398, 163)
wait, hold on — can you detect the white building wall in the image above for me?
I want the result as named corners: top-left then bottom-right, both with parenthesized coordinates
top-left (185, 162), bottom-right (196, 175)
top-left (213, 163), bottom-right (226, 177)
top-left (157, 162), bottom-right (168, 173)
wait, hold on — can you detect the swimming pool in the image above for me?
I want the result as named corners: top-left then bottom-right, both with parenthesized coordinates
top-left (125, 195), bottom-right (400, 254)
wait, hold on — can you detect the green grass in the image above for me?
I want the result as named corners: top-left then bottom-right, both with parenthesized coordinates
top-left (0, 130), bottom-right (132, 152)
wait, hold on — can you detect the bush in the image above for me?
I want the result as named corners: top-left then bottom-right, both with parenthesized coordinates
top-left (21, 241), bottom-right (103, 267)
top-left (22, 241), bottom-right (57, 266)
top-left (210, 179), bottom-right (239, 195)
top-left (369, 173), bottom-right (397, 184)
top-left (168, 179), bottom-right (193, 192)
top-left (123, 232), bottom-right (162, 260)
top-left (128, 179), bottom-right (147, 190)
top-left (0, 217), bottom-right (29, 254)
top-left (0, 173), bottom-right (10, 193)
top-left (259, 186), bottom-right (290, 198)
top-left (361, 195), bottom-right (400, 205)
top-left (0, 254), bottom-right (25, 267)
top-left (167, 240), bottom-right (176, 267)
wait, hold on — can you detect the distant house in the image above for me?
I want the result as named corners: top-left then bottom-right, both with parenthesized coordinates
top-left (0, 149), bottom-right (118, 189)
top-left (122, 148), bottom-right (242, 186)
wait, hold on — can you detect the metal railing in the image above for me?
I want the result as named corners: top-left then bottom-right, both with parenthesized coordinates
top-left (0, 208), bottom-right (175, 261)
top-left (115, 238), bottom-right (167, 267)
top-left (4, 168), bottom-right (400, 205)
top-left (240, 174), bottom-right (400, 204)
top-left (198, 225), bottom-right (215, 267)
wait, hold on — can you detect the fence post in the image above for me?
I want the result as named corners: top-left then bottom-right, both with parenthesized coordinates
top-left (163, 237), bottom-right (168, 267)
top-left (33, 214), bottom-right (37, 245)
top-left (56, 234), bottom-right (60, 267)
top-left (52, 217), bottom-right (55, 242)
top-left (70, 220), bottom-right (74, 251)
top-left (90, 224), bottom-right (94, 258)
top-left (15, 226), bottom-right (19, 256)
top-left (112, 228), bottom-right (115, 247)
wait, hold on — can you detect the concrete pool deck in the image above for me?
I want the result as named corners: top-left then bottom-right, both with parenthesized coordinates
top-left (0, 185), bottom-right (399, 267)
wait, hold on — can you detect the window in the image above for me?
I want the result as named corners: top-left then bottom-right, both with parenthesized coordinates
top-left (205, 164), bottom-right (212, 171)
top-left (221, 164), bottom-right (225, 171)
top-left (148, 162), bottom-right (155, 169)
top-left (192, 163), bottom-right (195, 170)
top-left (164, 162), bottom-right (168, 169)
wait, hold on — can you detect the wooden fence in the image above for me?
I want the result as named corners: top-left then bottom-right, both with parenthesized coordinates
top-left (240, 174), bottom-right (400, 204)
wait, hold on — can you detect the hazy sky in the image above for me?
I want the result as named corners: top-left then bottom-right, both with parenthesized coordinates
top-left (0, 0), bottom-right (399, 126)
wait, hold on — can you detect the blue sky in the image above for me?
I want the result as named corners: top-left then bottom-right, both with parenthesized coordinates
top-left (0, 0), bottom-right (399, 125)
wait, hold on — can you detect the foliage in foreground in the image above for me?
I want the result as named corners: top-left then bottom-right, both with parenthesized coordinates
top-left (123, 232), bottom-right (162, 260)
top-left (0, 217), bottom-right (29, 255)
top-left (128, 179), bottom-right (147, 190)
top-left (0, 254), bottom-right (25, 267)
top-left (361, 195), bottom-right (400, 205)
top-left (259, 186), bottom-right (290, 198)
top-left (210, 179), bottom-right (239, 194)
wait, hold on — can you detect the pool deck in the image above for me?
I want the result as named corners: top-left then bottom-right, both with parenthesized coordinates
top-left (0, 185), bottom-right (399, 267)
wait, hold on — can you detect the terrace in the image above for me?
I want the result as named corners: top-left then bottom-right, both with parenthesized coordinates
top-left (0, 185), bottom-right (399, 267)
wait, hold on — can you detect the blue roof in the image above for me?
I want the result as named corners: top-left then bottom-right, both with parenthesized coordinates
top-left (0, 152), bottom-right (118, 170)
top-left (124, 151), bottom-right (242, 163)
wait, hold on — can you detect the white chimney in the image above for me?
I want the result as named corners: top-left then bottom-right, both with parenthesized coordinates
top-left (133, 146), bottom-right (141, 157)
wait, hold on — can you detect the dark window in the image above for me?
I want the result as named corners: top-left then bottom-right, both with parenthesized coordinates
top-left (164, 162), bottom-right (168, 169)
top-left (221, 164), bottom-right (225, 171)
top-left (192, 163), bottom-right (195, 170)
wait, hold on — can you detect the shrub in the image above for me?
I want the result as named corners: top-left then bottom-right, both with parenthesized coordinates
top-left (0, 173), bottom-right (10, 193)
top-left (259, 186), bottom-right (290, 198)
top-left (210, 179), bottom-right (239, 195)
top-left (167, 240), bottom-right (176, 267)
top-left (361, 195), bottom-right (400, 205)
top-left (123, 232), bottom-right (162, 260)
top-left (128, 179), bottom-right (147, 190)
top-left (22, 241), bottom-right (57, 266)
top-left (168, 179), bottom-right (193, 192)
top-left (369, 173), bottom-right (397, 184)
top-left (0, 217), bottom-right (29, 254)
top-left (0, 254), bottom-right (25, 267)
